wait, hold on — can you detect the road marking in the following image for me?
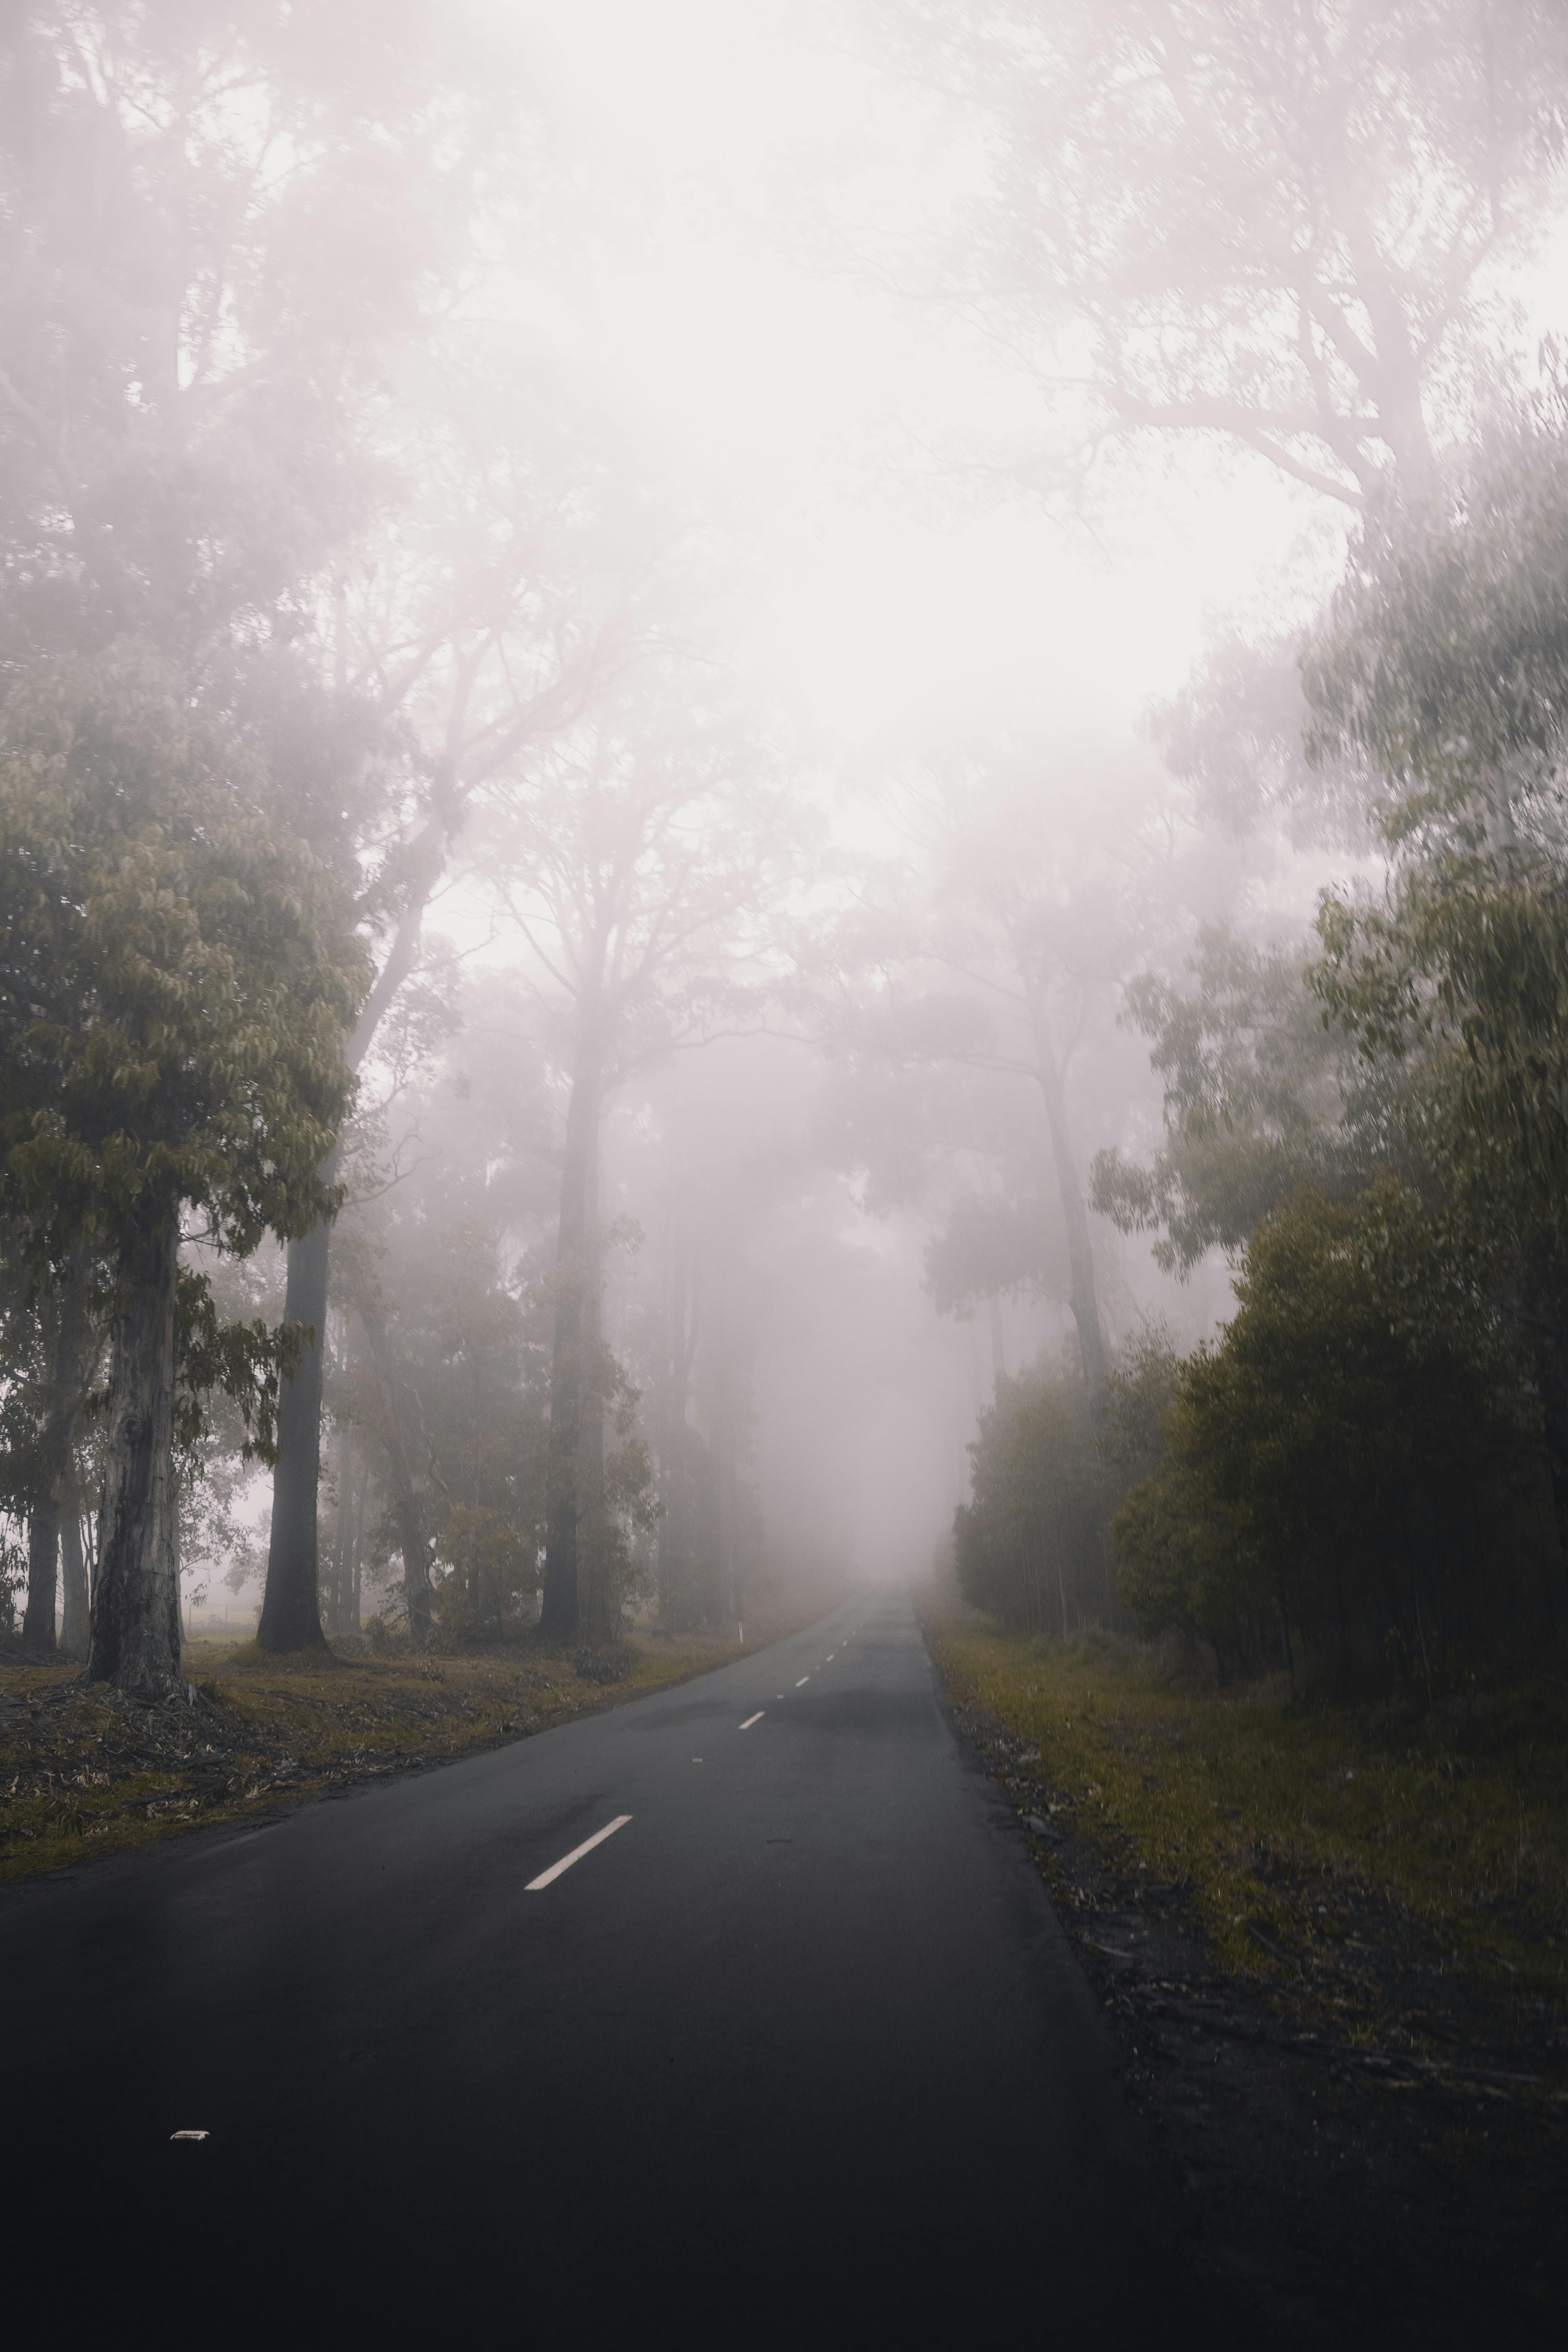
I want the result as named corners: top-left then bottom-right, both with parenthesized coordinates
top-left (739, 1710), bottom-right (764, 1729)
top-left (526, 1814), bottom-right (632, 1891)
top-left (170, 2129), bottom-right (209, 2142)
top-left (795, 1675), bottom-right (809, 1687)
top-left (826, 1652), bottom-right (835, 1661)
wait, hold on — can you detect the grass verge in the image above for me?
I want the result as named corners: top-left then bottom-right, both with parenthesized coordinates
top-left (926, 1614), bottom-right (1568, 2067)
top-left (0, 1626), bottom-right (755, 1886)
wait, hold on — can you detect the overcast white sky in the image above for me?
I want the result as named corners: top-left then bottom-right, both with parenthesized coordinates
top-left (527, 0), bottom-right (1337, 756)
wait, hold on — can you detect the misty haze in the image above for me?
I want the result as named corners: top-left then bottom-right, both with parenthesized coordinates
top-left (4, 3), bottom-right (1568, 2342)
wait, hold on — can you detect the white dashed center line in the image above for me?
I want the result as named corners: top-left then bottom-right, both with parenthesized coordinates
top-left (526, 1814), bottom-right (632, 1891)
top-left (795, 1676), bottom-right (810, 1687)
top-left (739, 1711), bottom-right (764, 1730)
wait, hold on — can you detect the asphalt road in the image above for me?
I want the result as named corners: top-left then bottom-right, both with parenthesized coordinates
top-left (4, 1591), bottom-right (1200, 2343)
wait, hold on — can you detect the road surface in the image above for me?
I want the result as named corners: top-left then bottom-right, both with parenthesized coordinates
top-left (4, 1590), bottom-right (1200, 2342)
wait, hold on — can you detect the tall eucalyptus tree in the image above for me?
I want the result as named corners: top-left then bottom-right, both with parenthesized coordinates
top-left (488, 684), bottom-right (799, 1644)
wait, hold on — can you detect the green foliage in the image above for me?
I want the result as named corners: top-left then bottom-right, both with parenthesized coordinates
top-left (954, 1365), bottom-right (1107, 1631)
top-left (1304, 379), bottom-right (1568, 833)
top-left (1090, 924), bottom-right (1399, 1270)
top-left (1303, 388), bottom-right (1568, 1522)
top-left (1304, 388), bottom-right (1568, 1237)
top-left (1113, 1185), bottom-right (1547, 1681)
top-left (1098, 1316), bottom-right (1180, 1489)
top-left (0, 642), bottom-right (366, 1266)
top-left (342, 1209), bottom-right (550, 1637)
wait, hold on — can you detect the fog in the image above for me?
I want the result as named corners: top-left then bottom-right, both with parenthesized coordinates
top-left (14, 16), bottom-right (1568, 2333)
top-left (5, 0), bottom-right (1568, 1654)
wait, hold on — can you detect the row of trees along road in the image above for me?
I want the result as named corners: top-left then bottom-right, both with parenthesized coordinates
top-left (862, 0), bottom-right (1568, 1678)
top-left (0, 0), bottom-right (472, 1695)
top-left (0, 4), bottom-right (730, 1691)
top-left (8, 0), bottom-right (1568, 1698)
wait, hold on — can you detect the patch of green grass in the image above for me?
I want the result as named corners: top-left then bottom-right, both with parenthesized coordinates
top-left (929, 1618), bottom-right (1568, 2024)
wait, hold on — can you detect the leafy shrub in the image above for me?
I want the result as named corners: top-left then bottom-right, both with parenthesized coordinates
top-left (1113, 1182), bottom-right (1555, 1681)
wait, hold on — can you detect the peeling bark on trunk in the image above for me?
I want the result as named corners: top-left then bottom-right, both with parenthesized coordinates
top-left (540, 1024), bottom-right (602, 1644)
top-left (88, 1216), bottom-right (184, 1701)
top-left (60, 1509), bottom-right (89, 1660)
top-left (258, 1154), bottom-right (337, 1653)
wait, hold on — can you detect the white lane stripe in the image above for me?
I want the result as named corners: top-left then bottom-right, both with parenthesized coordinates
top-left (739, 1710), bottom-right (764, 1730)
top-left (795, 1675), bottom-right (809, 1687)
top-left (526, 1814), bottom-right (632, 1891)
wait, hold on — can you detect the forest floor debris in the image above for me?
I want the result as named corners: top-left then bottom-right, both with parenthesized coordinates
top-left (924, 1609), bottom-right (1568, 2347)
top-left (0, 1623), bottom-right (764, 1884)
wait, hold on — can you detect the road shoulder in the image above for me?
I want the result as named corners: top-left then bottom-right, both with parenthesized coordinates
top-left (922, 1606), bottom-right (1568, 2348)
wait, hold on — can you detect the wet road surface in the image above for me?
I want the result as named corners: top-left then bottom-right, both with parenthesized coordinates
top-left (4, 1589), bottom-right (1200, 2343)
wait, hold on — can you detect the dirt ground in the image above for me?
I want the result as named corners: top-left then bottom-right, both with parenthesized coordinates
top-left (925, 1612), bottom-right (1568, 2348)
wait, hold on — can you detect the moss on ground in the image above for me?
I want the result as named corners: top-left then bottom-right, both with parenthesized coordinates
top-left (927, 1617), bottom-right (1568, 2044)
top-left (0, 1629), bottom-right (751, 1885)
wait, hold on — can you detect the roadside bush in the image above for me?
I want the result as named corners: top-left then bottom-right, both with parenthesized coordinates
top-left (954, 1369), bottom-right (1107, 1631)
top-left (1113, 1182), bottom-right (1558, 1682)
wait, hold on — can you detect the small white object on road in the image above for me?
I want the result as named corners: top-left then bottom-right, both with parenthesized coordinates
top-left (170, 2130), bottom-right (209, 2142)
top-left (526, 1813), bottom-right (633, 1891)
top-left (739, 1711), bottom-right (764, 1730)
top-left (795, 1676), bottom-right (809, 1687)
top-left (826, 1653), bottom-right (835, 1661)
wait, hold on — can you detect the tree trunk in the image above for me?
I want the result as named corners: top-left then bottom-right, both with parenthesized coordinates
top-left (540, 1024), bottom-right (602, 1644)
top-left (21, 1247), bottom-right (96, 1658)
top-left (349, 1453), bottom-right (368, 1631)
top-left (1029, 1007), bottom-right (1108, 1391)
top-left (256, 806), bottom-right (452, 1654)
top-left (575, 1099), bottom-right (616, 1644)
top-left (173, 1465), bottom-right (186, 1647)
top-left (712, 1251), bottom-right (738, 1629)
top-left (327, 1421), bottom-right (355, 1635)
top-left (60, 1508), bottom-right (89, 1660)
top-left (22, 1505), bottom-right (59, 1660)
top-left (359, 1305), bottom-right (432, 1638)
top-left (656, 1192), bottom-right (700, 1626)
top-left (347, 1453), bottom-right (366, 1632)
top-left (257, 1161), bottom-right (337, 1653)
top-left (89, 1216), bottom-right (185, 1701)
